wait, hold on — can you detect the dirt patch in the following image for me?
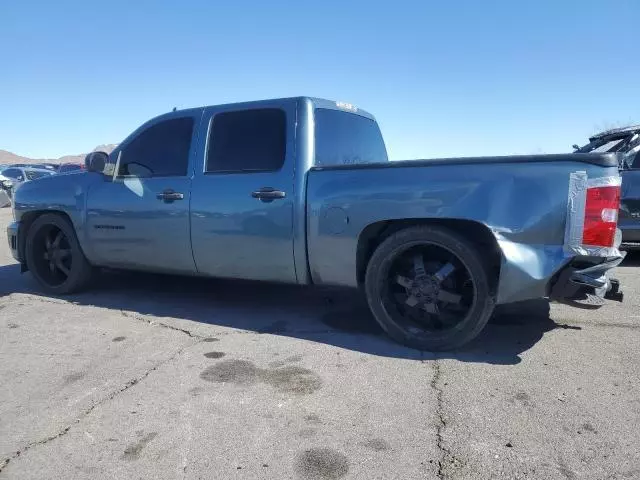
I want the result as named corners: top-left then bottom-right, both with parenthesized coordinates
top-left (112, 336), bottom-right (126, 342)
top-left (304, 414), bottom-right (322, 424)
top-left (362, 438), bottom-right (390, 451)
top-left (203, 337), bottom-right (219, 342)
top-left (298, 428), bottom-right (318, 438)
top-left (204, 351), bottom-right (225, 359)
top-left (63, 371), bottom-right (85, 385)
top-left (200, 359), bottom-right (322, 395)
top-left (200, 360), bottom-right (259, 385)
top-left (121, 432), bottom-right (157, 461)
top-left (295, 448), bottom-right (349, 479)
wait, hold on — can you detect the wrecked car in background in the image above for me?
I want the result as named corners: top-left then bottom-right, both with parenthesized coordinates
top-left (574, 125), bottom-right (640, 250)
top-left (7, 97), bottom-right (625, 351)
top-left (0, 166), bottom-right (55, 200)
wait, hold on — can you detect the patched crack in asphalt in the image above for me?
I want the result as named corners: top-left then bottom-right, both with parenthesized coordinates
top-left (429, 355), bottom-right (460, 480)
top-left (120, 310), bottom-right (205, 338)
top-left (0, 339), bottom-right (198, 474)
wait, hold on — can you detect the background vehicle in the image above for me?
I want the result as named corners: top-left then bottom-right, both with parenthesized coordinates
top-left (7, 97), bottom-right (625, 350)
top-left (574, 125), bottom-right (640, 249)
top-left (0, 166), bottom-right (55, 198)
top-left (57, 163), bottom-right (85, 175)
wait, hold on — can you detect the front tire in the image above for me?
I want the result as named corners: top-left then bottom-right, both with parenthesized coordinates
top-left (25, 213), bottom-right (94, 294)
top-left (364, 226), bottom-right (495, 351)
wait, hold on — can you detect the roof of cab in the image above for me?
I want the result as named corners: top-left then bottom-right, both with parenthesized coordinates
top-left (161, 97), bottom-right (377, 122)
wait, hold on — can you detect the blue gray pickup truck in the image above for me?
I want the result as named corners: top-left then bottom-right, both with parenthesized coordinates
top-left (6, 97), bottom-right (625, 350)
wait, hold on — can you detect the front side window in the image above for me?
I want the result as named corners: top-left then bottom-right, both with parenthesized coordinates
top-left (118, 117), bottom-right (194, 177)
top-left (206, 108), bottom-right (286, 173)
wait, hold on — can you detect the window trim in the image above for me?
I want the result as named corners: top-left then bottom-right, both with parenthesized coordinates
top-left (203, 107), bottom-right (288, 175)
top-left (114, 116), bottom-right (196, 180)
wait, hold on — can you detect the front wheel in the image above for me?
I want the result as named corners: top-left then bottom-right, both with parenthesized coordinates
top-left (25, 213), bottom-right (94, 294)
top-left (365, 226), bottom-right (495, 351)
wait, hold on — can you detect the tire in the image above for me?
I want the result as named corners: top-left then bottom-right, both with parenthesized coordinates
top-left (364, 225), bottom-right (495, 351)
top-left (25, 213), bottom-right (94, 294)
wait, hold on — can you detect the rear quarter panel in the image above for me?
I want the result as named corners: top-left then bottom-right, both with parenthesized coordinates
top-left (306, 161), bottom-right (620, 304)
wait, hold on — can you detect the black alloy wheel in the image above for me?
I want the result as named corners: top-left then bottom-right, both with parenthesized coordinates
top-left (365, 226), bottom-right (495, 351)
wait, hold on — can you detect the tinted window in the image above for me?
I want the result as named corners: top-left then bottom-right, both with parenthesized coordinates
top-left (118, 117), bottom-right (194, 177)
top-left (315, 109), bottom-right (388, 166)
top-left (2, 168), bottom-right (22, 179)
top-left (206, 108), bottom-right (286, 173)
top-left (25, 170), bottom-right (51, 180)
top-left (59, 164), bottom-right (83, 174)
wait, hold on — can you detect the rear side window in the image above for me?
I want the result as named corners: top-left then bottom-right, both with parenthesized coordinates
top-left (314, 109), bottom-right (388, 166)
top-left (206, 108), bottom-right (286, 173)
top-left (118, 117), bottom-right (194, 177)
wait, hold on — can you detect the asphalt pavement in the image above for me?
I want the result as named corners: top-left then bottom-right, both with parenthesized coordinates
top-left (0, 208), bottom-right (638, 480)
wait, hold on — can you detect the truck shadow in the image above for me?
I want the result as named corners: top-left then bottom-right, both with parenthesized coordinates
top-left (621, 251), bottom-right (640, 266)
top-left (0, 265), bottom-right (579, 365)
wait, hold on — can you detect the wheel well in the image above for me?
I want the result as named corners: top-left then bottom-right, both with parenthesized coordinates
top-left (356, 219), bottom-right (502, 292)
top-left (18, 210), bottom-right (73, 266)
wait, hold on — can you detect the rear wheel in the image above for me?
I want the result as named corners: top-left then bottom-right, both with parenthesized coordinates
top-left (364, 226), bottom-right (495, 351)
top-left (25, 214), bottom-right (93, 294)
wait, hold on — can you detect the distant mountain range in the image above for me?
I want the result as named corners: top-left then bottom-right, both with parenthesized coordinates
top-left (0, 144), bottom-right (117, 166)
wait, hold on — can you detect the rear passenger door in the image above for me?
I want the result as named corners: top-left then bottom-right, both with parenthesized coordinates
top-left (190, 102), bottom-right (298, 283)
top-left (85, 115), bottom-right (199, 273)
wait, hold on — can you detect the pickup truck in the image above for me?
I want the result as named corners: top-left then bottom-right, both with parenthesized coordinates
top-left (574, 125), bottom-right (640, 250)
top-left (6, 97), bottom-right (625, 350)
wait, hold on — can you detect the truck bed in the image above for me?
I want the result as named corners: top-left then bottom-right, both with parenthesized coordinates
top-left (306, 154), bottom-right (621, 304)
top-left (311, 153), bottom-right (619, 170)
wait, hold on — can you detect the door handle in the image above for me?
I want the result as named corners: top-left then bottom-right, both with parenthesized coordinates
top-left (156, 189), bottom-right (184, 203)
top-left (251, 187), bottom-right (286, 203)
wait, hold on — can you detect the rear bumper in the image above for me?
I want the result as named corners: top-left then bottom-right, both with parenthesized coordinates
top-left (549, 255), bottom-right (625, 308)
top-left (7, 221), bottom-right (21, 263)
top-left (620, 222), bottom-right (640, 249)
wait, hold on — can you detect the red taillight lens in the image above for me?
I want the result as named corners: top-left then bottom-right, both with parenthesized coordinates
top-left (582, 186), bottom-right (620, 247)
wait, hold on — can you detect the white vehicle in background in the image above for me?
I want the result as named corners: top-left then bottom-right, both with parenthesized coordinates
top-left (0, 166), bottom-right (55, 201)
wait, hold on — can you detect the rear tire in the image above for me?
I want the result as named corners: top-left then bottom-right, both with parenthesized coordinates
top-left (364, 225), bottom-right (495, 351)
top-left (25, 213), bottom-right (94, 294)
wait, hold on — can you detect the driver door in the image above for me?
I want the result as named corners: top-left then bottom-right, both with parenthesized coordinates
top-left (85, 114), bottom-right (200, 274)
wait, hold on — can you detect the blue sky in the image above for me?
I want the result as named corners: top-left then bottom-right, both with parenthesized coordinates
top-left (1, 0), bottom-right (638, 160)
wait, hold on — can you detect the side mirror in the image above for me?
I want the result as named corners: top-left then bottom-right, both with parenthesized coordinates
top-left (85, 151), bottom-right (113, 175)
top-left (16, 175), bottom-right (23, 182)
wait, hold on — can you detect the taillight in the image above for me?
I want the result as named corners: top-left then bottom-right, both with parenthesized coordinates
top-left (582, 185), bottom-right (620, 247)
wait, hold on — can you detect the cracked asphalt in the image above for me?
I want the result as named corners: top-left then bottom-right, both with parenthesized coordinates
top-left (1, 208), bottom-right (639, 480)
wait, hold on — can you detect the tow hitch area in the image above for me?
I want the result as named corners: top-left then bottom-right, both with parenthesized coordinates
top-left (550, 256), bottom-right (624, 309)
top-left (605, 278), bottom-right (623, 302)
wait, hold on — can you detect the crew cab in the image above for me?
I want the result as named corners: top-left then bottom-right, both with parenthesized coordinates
top-left (6, 97), bottom-right (625, 350)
